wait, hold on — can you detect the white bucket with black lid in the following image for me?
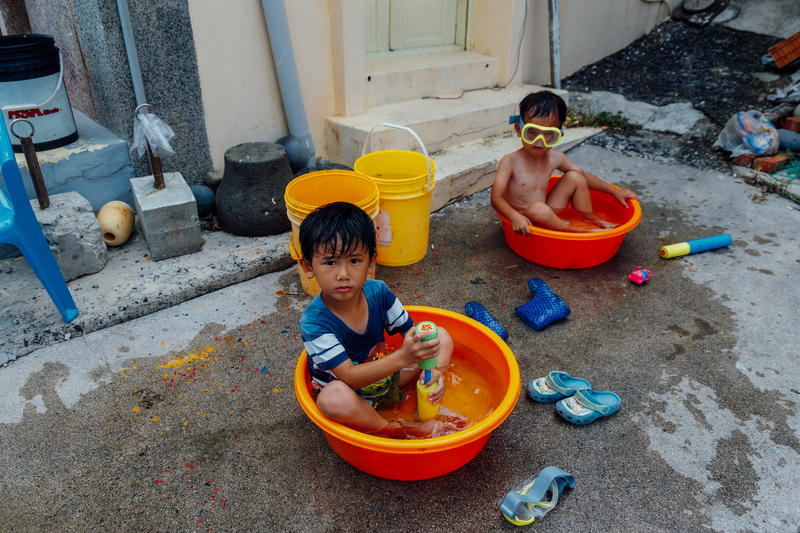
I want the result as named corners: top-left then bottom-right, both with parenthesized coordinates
top-left (0, 34), bottom-right (78, 153)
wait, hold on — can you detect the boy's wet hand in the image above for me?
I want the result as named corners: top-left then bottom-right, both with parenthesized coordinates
top-left (422, 370), bottom-right (445, 404)
top-left (511, 213), bottom-right (532, 236)
top-left (614, 188), bottom-right (639, 208)
top-left (401, 328), bottom-right (441, 365)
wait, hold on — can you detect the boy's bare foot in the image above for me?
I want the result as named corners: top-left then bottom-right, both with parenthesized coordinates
top-left (557, 224), bottom-right (608, 233)
top-left (591, 219), bottom-right (618, 230)
top-left (578, 211), bottom-right (619, 230)
top-left (379, 410), bottom-right (470, 439)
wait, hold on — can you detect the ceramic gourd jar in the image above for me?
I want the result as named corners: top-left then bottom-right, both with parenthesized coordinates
top-left (96, 201), bottom-right (135, 246)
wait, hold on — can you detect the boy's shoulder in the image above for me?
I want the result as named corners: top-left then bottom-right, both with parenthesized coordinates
top-left (500, 148), bottom-right (525, 164)
top-left (299, 294), bottom-right (328, 325)
top-left (362, 278), bottom-right (388, 297)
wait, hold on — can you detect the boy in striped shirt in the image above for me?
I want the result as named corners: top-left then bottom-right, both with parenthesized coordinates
top-left (299, 202), bottom-right (460, 437)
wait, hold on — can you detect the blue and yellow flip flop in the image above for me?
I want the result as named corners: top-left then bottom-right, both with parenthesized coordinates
top-left (527, 371), bottom-right (591, 403)
top-left (555, 388), bottom-right (621, 425)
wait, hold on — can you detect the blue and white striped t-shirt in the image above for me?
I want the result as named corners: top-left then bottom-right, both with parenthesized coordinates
top-left (300, 279), bottom-right (413, 390)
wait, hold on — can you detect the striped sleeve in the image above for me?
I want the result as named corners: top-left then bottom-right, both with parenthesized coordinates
top-left (303, 333), bottom-right (348, 371)
top-left (383, 288), bottom-right (413, 336)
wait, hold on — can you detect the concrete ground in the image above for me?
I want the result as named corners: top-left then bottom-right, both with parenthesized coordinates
top-left (2, 2), bottom-right (800, 532)
top-left (2, 145), bottom-right (799, 532)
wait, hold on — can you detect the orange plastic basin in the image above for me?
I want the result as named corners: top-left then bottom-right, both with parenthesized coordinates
top-left (495, 175), bottom-right (642, 269)
top-left (294, 306), bottom-right (521, 480)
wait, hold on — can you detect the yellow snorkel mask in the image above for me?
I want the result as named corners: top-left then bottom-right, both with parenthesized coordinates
top-left (509, 115), bottom-right (563, 147)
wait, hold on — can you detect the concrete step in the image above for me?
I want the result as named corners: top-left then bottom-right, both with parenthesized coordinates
top-left (325, 84), bottom-right (568, 167)
top-left (429, 126), bottom-right (603, 213)
top-left (366, 48), bottom-right (498, 108)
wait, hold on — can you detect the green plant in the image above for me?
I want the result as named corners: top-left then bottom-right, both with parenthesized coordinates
top-left (566, 106), bottom-right (643, 136)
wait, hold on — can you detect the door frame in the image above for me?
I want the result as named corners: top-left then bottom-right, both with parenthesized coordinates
top-left (331, 0), bottom-right (513, 118)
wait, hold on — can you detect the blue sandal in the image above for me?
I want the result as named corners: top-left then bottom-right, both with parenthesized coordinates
top-left (464, 301), bottom-right (509, 341)
top-left (527, 371), bottom-right (591, 403)
top-left (555, 388), bottom-right (621, 425)
top-left (515, 278), bottom-right (570, 331)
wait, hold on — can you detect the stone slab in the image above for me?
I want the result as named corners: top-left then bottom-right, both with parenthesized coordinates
top-left (642, 102), bottom-right (707, 135)
top-left (30, 191), bottom-right (108, 282)
top-left (0, 227), bottom-right (294, 362)
top-left (570, 91), bottom-right (659, 126)
top-left (131, 172), bottom-right (202, 262)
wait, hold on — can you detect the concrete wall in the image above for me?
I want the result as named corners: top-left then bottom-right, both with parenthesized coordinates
top-left (19, 0), bottom-right (214, 184)
top-left (521, 0), bottom-right (680, 86)
top-left (24, 0), bottom-right (99, 121)
top-left (0, 0), bottom-right (32, 36)
top-left (187, 0), bottom-right (336, 172)
top-left (13, 0), bottom-right (680, 178)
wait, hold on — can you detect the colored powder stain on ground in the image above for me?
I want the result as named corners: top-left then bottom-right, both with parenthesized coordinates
top-left (157, 345), bottom-right (217, 369)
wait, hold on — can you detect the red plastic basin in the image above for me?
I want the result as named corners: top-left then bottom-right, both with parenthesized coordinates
top-left (495, 175), bottom-right (642, 269)
top-left (294, 306), bottom-right (520, 481)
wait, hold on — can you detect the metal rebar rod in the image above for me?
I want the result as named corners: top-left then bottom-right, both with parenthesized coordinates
top-left (147, 141), bottom-right (165, 189)
top-left (19, 136), bottom-right (50, 209)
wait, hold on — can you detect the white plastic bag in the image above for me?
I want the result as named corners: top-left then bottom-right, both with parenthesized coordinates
top-left (130, 113), bottom-right (176, 158)
top-left (713, 110), bottom-right (779, 157)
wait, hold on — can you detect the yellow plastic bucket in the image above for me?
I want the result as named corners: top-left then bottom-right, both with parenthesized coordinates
top-left (284, 170), bottom-right (380, 296)
top-left (353, 123), bottom-right (435, 267)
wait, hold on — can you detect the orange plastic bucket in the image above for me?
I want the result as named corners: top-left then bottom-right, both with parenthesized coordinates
top-left (294, 306), bottom-right (520, 480)
top-left (496, 175), bottom-right (642, 269)
top-left (284, 170), bottom-right (380, 296)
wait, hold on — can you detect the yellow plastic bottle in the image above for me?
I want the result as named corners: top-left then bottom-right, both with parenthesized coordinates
top-left (415, 321), bottom-right (440, 420)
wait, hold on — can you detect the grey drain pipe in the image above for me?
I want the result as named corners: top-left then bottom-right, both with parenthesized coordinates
top-left (116, 0), bottom-right (146, 107)
top-left (261, 0), bottom-right (316, 168)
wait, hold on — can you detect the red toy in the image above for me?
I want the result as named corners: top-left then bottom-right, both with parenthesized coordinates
top-left (628, 266), bottom-right (651, 284)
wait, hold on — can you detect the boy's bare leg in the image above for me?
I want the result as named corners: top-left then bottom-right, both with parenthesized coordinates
top-left (316, 380), bottom-right (391, 433)
top-left (317, 381), bottom-right (468, 438)
top-left (547, 170), bottom-right (617, 230)
top-left (522, 201), bottom-right (602, 233)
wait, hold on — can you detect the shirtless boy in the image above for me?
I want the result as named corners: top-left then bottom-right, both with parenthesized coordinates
top-left (491, 91), bottom-right (638, 235)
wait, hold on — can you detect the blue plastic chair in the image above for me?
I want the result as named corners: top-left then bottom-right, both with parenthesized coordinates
top-left (0, 119), bottom-right (78, 323)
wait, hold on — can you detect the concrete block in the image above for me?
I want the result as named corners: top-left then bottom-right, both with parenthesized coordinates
top-left (216, 143), bottom-right (293, 236)
top-left (0, 109), bottom-right (136, 259)
top-left (732, 154), bottom-right (756, 167)
top-left (131, 172), bottom-right (202, 262)
top-left (30, 192), bottom-right (108, 281)
top-left (753, 154), bottom-right (790, 174)
top-left (0, 109), bottom-right (135, 211)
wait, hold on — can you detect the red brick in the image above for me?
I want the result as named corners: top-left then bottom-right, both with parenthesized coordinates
top-left (753, 154), bottom-right (790, 174)
top-left (785, 117), bottom-right (800, 134)
top-left (732, 154), bottom-right (755, 167)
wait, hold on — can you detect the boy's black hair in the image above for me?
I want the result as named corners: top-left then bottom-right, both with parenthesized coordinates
top-left (299, 202), bottom-right (377, 262)
top-left (519, 90), bottom-right (567, 127)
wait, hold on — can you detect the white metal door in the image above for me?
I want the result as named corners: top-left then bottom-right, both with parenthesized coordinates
top-left (390, 0), bottom-right (457, 50)
top-left (366, 0), bottom-right (462, 52)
